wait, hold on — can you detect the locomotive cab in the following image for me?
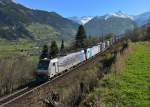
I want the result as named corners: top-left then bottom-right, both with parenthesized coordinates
top-left (37, 58), bottom-right (59, 79)
top-left (37, 58), bottom-right (50, 79)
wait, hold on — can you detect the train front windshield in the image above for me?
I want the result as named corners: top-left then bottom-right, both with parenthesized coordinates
top-left (38, 60), bottom-right (50, 70)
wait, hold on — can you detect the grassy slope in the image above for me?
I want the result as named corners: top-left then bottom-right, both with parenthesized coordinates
top-left (26, 23), bottom-right (60, 41)
top-left (80, 42), bottom-right (150, 107)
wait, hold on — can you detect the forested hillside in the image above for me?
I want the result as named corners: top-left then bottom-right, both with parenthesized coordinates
top-left (0, 0), bottom-right (79, 41)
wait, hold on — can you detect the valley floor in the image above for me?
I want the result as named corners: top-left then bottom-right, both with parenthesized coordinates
top-left (80, 42), bottom-right (150, 107)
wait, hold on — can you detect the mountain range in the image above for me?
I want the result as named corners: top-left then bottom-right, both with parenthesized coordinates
top-left (84, 11), bottom-right (136, 36)
top-left (134, 12), bottom-right (150, 26)
top-left (70, 11), bottom-right (150, 36)
top-left (69, 11), bottom-right (150, 26)
top-left (0, 0), bottom-right (150, 41)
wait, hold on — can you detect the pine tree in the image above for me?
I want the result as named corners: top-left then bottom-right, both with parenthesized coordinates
top-left (60, 40), bottom-right (64, 51)
top-left (60, 40), bottom-right (66, 56)
top-left (146, 27), bottom-right (150, 40)
top-left (49, 41), bottom-right (59, 58)
top-left (40, 45), bottom-right (48, 59)
top-left (75, 25), bottom-right (87, 49)
top-left (105, 33), bottom-right (114, 40)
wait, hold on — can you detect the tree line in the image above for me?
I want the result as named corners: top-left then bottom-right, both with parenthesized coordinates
top-left (40, 24), bottom-right (150, 59)
top-left (40, 25), bottom-right (87, 60)
top-left (125, 26), bottom-right (150, 42)
top-left (40, 25), bottom-right (115, 60)
top-left (40, 40), bottom-right (65, 59)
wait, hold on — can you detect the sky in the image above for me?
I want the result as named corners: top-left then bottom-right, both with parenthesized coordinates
top-left (15, 0), bottom-right (150, 17)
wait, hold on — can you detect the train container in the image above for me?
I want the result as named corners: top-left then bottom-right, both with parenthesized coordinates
top-left (86, 48), bottom-right (93, 59)
top-left (106, 41), bottom-right (110, 47)
top-left (98, 43), bottom-right (103, 52)
top-left (91, 46), bottom-right (99, 56)
top-left (57, 50), bottom-right (86, 74)
top-left (102, 42), bottom-right (106, 50)
top-left (97, 44), bottom-right (101, 53)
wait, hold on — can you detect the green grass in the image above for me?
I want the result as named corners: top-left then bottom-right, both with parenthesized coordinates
top-left (0, 39), bottom-right (70, 62)
top-left (27, 23), bottom-right (60, 41)
top-left (80, 42), bottom-right (150, 107)
top-left (0, 40), bottom-right (40, 62)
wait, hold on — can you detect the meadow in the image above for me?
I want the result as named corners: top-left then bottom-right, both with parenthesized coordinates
top-left (80, 42), bottom-right (150, 107)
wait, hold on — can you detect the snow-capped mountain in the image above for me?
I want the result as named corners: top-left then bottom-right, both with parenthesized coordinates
top-left (84, 11), bottom-right (136, 37)
top-left (69, 12), bottom-right (134, 25)
top-left (103, 11), bottom-right (134, 20)
top-left (68, 11), bottom-right (150, 37)
top-left (134, 11), bottom-right (150, 26)
top-left (69, 16), bottom-right (93, 25)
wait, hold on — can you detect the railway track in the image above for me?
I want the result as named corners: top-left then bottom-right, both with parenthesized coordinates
top-left (0, 87), bottom-right (30, 106)
top-left (0, 47), bottom-right (110, 107)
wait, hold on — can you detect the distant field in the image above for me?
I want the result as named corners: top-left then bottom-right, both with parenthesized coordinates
top-left (0, 40), bottom-right (38, 58)
top-left (0, 40), bottom-right (70, 58)
top-left (80, 42), bottom-right (150, 107)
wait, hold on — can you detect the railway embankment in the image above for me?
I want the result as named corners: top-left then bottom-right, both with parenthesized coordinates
top-left (1, 40), bottom-right (128, 107)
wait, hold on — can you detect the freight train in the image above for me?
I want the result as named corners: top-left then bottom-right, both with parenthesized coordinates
top-left (36, 38), bottom-right (117, 79)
